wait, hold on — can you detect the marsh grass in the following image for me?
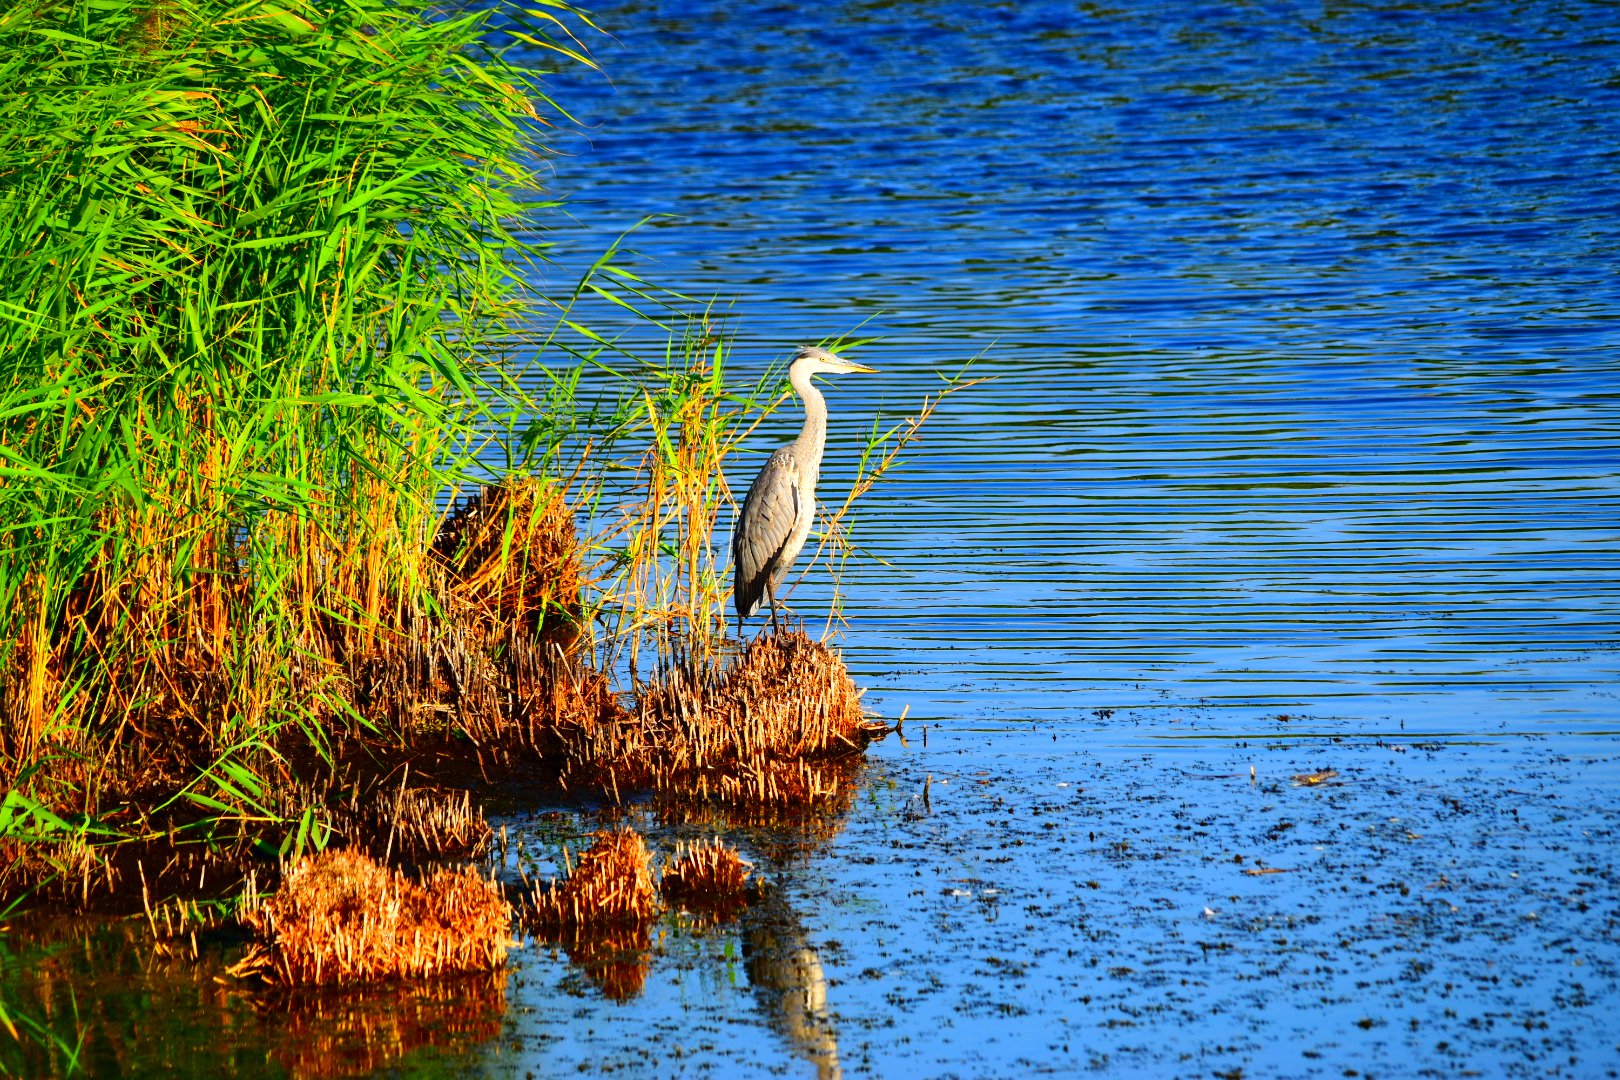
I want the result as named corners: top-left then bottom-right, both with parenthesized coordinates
top-left (548, 320), bottom-right (973, 812)
top-left (520, 827), bottom-right (658, 932)
top-left (0, 0), bottom-right (970, 955)
top-left (660, 836), bottom-right (754, 923)
top-left (237, 848), bottom-right (512, 986)
top-left (578, 629), bottom-right (877, 806)
top-left (336, 783), bottom-right (493, 864)
top-left (517, 827), bottom-right (660, 999)
top-left (0, 0), bottom-right (607, 908)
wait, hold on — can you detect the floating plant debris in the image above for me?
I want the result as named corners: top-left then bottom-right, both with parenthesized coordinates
top-left (1291, 769), bottom-right (1339, 786)
top-left (236, 849), bottom-right (511, 986)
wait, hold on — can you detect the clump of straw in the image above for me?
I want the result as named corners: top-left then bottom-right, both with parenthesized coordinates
top-left (434, 478), bottom-right (583, 648)
top-left (661, 837), bottom-right (754, 920)
top-left (238, 849), bottom-right (511, 986)
top-left (560, 631), bottom-right (879, 807)
top-left (522, 828), bottom-right (659, 931)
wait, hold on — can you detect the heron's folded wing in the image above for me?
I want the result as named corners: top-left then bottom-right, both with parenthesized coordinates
top-left (732, 450), bottom-right (801, 615)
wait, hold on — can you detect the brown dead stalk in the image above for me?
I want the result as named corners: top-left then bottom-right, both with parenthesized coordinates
top-left (340, 785), bottom-right (494, 863)
top-left (522, 828), bottom-right (659, 932)
top-left (238, 849), bottom-right (512, 986)
top-left (558, 631), bottom-right (881, 808)
top-left (661, 836), bottom-right (754, 921)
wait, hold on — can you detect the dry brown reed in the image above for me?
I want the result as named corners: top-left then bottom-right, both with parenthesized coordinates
top-left (340, 785), bottom-right (493, 863)
top-left (660, 836), bottom-right (754, 920)
top-left (435, 478), bottom-right (583, 646)
top-left (521, 828), bottom-right (659, 1000)
top-left (422, 480), bottom-right (630, 761)
top-left (361, 477), bottom-right (616, 744)
top-left (238, 849), bottom-right (512, 986)
top-left (1, 479), bottom-right (624, 914)
top-left (4, 478), bottom-right (600, 792)
top-left (522, 828), bottom-right (659, 932)
top-left (558, 630), bottom-right (881, 808)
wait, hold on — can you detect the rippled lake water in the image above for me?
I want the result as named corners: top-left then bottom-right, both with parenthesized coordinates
top-left (6, 1), bottom-right (1619, 1077)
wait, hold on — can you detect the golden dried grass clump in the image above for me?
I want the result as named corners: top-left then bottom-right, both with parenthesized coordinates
top-left (240, 849), bottom-right (511, 986)
top-left (524, 828), bottom-right (659, 932)
top-left (561, 631), bottom-right (878, 807)
top-left (361, 479), bottom-right (626, 754)
top-left (660, 837), bottom-right (753, 918)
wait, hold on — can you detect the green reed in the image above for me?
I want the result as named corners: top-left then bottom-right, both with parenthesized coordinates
top-left (0, 0), bottom-right (594, 873)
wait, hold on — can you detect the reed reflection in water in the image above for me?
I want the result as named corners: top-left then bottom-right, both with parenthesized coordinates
top-left (0, 920), bottom-right (507, 1078)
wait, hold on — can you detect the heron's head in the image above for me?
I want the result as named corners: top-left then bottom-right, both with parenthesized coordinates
top-left (791, 345), bottom-right (878, 378)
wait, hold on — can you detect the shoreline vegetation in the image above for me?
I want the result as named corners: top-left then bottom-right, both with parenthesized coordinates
top-left (0, 0), bottom-right (969, 1036)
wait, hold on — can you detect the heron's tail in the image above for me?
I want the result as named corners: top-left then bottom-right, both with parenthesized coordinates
top-left (733, 565), bottom-right (765, 619)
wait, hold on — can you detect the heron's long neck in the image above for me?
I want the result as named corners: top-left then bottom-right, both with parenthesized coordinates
top-left (789, 362), bottom-right (828, 482)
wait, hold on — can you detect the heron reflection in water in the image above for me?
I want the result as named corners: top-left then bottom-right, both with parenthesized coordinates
top-left (744, 887), bottom-right (844, 1080)
top-left (732, 345), bottom-right (876, 636)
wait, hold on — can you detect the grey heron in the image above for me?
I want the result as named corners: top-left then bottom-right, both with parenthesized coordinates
top-left (732, 345), bottom-right (876, 636)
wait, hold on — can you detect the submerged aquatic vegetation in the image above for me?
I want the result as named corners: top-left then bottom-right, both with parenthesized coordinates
top-left (238, 849), bottom-right (511, 986)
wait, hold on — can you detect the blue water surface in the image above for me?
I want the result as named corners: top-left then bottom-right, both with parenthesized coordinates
top-left (528, 0), bottom-right (1620, 739)
top-left (5, 2), bottom-right (1618, 1078)
top-left (481, 1), bottom-right (1620, 1077)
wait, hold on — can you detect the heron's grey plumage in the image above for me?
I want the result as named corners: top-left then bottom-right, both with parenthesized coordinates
top-left (732, 345), bottom-right (875, 634)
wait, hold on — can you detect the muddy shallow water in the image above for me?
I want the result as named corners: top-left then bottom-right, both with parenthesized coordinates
top-left (7, 726), bottom-right (1618, 1078)
top-left (6, 0), bottom-right (1620, 1075)
top-left (483, 728), bottom-right (1620, 1078)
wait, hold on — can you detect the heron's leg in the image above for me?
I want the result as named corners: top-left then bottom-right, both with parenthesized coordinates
top-left (767, 582), bottom-right (781, 636)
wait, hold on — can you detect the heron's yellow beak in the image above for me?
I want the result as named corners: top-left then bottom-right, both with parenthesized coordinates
top-left (842, 361), bottom-right (878, 374)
